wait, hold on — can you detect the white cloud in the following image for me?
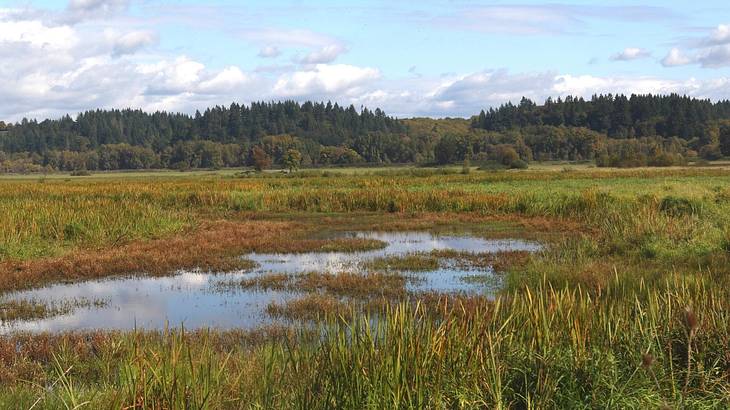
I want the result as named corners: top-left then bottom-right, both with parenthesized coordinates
top-left (661, 24), bottom-right (730, 69)
top-left (273, 64), bottom-right (380, 97)
top-left (661, 48), bottom-right (692, 67)
top-left (296, 44), bottom-right (347, 64)
top-left (698, 45), bottom-right (730, 68)
top-left (610, 47), bottom-right (651, 61)
top-left (1, 3), bottom-right (729, 124)
top-left (553, 74), bottom-right (680, 96)
top-left (197, 67), bottom-right (251, 94)
top-left (377, 70), bottom-right (730, 118)
top-left (258, 45), bottom-right (281, 58)
top-left (0, 19), bottom-right (78, 50)
top-left (702, 24), bottom-right (730, 46)
top-left (138, 56), bottom-right (206, 95)
top-left (65, 0), bottom-right (129, 23)
top-left (112, 30), bottom-right (157, 57)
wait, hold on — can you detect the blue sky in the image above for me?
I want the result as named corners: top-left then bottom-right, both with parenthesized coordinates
top-left (1, 0), bottom-right (729, 121)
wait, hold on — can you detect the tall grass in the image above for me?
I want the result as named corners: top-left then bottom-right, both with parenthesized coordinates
top-left (1, 167), bottom-right (729, 407)
top-left (1, 274), bottom-right (727, 408)
top-left (2, 168), bottom-right (729, 261)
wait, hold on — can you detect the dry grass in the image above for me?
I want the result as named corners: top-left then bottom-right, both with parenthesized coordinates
top-left (0, 220), bottom-right (396, 293)
top-left (0, 220), bottom-right (286, 292)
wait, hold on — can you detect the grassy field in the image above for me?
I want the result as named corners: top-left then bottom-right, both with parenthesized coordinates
top-left (0, 166), bottom-right (729, 408)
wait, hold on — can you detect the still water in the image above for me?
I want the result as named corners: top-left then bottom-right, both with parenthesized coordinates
top-left (0, 232), bottom-right (540, 333)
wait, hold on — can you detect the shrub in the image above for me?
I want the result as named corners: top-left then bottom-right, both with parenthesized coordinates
top-left (659, 196), bottom-right (703, 217)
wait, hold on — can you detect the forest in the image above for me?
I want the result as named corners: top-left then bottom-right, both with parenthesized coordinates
top-left (1, 94), bottom-right (730, 172)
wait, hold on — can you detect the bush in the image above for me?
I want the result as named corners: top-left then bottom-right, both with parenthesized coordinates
top-left (659, 196), bottom-right (703, 217)
top-left (699, 144), bottom-right (723, 161)
top-left (508, 159), bottom-right (529, 169)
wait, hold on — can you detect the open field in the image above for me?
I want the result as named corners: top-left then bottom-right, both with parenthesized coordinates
top-left (0, 166), bottom-right (729, 408)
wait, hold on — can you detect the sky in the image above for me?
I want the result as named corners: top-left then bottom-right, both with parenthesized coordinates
top-left (1, 0), bottom-right (729, 122)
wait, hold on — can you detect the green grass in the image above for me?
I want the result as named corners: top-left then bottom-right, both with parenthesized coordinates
top-left (1, 165), bottom-right (729, 407)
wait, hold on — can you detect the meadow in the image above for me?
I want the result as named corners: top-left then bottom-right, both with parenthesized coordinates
top-left (0, 165), bottom-right (729, 408)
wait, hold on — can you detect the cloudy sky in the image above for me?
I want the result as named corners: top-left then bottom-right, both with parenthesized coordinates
top-left (1, 0), bottom-right (729, 121)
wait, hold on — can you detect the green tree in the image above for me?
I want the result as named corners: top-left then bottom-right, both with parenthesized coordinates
top-left (720, 123), bottom-right (730, 157)
top-left (283, 149), bottom-right (302, 172)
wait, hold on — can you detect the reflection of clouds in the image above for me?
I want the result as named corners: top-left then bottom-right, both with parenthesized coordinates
top-left (2, 231), bottom-right (541, 334)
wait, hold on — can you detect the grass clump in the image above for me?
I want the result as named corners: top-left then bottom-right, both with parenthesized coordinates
top-left (266, 294), bottom-right (351, 321)
top-left (0, 298), bottom-right (108, 324)
top-left (364, 253), bottom-right (440, 272)
top-left (225, 271), bottom-right (415, 299)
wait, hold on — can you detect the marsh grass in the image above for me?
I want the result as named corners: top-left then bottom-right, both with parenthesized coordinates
top-left (0, 274), bottom-right (727, 408)
top-left (222, 271), bottom-right (418, 299)
top-left (0, 298), bottom-right (109, 324)
top-left (364, 253), bottom-right (440, 272)
top-left (1, 167), bottom-right (730, 407)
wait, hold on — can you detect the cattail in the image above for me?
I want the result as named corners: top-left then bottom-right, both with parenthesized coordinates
top-left (641, 353), bottom-right (655, 369)
top-left (684, 307), bottom-right (698, 332)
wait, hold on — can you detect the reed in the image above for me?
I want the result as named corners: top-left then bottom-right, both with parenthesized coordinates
top-left (0, 274), bottom-right (727, 408)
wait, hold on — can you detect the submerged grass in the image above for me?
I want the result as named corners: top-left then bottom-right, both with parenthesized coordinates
top-left (0, 298), bottom-right (109, 324)
top-left (223, 271), bottom-right (416, 299)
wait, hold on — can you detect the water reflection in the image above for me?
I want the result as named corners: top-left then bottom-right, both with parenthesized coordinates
top-left (0, 232), bottom-right (540, 333)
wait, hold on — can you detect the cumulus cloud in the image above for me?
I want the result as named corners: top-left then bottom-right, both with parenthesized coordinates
top-left (0, 8), bottom-right (260, 120)
top-left (273, 64), bottom-right (380, 97)
top-left (661, 24), bottom-right (730, 69)
top-left (1, 3), bottom-right (730, 124)
top-left (257, 46), bottom-right (281, 58)
top-left (112, 30), bottom-right (157, 57)
top-left (0, 19), bottom-right (78, 50)
top-left (198, 67), bottom-right (251, 94)
top-left (427, 70), bottom-right (557, 114)
top-left (610, 47), bottom-right (651, 61)
top-left (371, 70), bottom-right (730, 118)
top-left (296, 44), bottom-right (347, 64)
top-left (701, 24), bottom-right (730, 47)
top-left (698, 46), bottom-right (730, 68)
top-left (661, 48), bottom-right (692, 67)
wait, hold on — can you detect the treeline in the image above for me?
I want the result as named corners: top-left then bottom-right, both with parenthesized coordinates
top-left (429, 125), bottom-right (717, 168)
top-left (473, 94), bottom-right (730, 142)
top-left (470, 94), bottom-right (730, 167)
top-left (1, 95), bottom-right (730, 173)
top-left (0, 101), bottom-right (404, 154)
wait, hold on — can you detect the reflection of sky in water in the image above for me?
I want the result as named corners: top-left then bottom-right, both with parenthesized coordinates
top-left (0, 232), bottom-right (540, 334)
top-left (249, 232), bottom-right (540, 274)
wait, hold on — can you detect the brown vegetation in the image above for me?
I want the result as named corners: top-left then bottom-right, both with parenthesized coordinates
top-left (230, 271), bottom-right (414, 299)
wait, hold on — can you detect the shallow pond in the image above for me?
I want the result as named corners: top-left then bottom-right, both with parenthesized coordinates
top-left (0, 232), bottom-right (541, 333)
